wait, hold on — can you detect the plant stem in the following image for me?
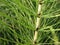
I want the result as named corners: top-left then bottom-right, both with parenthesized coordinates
top-left (50, 27), bottom-right (59, 45)
top-left (33, 0), bottom-right (42, 45)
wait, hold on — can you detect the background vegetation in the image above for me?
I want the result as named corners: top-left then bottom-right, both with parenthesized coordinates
top-left (0, 0), bottom-right (60, 45)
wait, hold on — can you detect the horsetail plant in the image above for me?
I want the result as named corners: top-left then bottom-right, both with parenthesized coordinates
top-left (0, 0), bottom-right (60, 45)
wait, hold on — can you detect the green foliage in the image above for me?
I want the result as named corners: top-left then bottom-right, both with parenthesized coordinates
top-left (0, 0), bottom-right (60, 45)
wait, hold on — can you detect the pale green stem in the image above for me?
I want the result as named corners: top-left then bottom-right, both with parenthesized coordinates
top-left (33, 0), bottom-right (42, 45)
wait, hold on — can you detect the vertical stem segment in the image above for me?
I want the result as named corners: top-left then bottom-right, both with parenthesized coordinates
top-left (33, 0), bottom-right (42, 45)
